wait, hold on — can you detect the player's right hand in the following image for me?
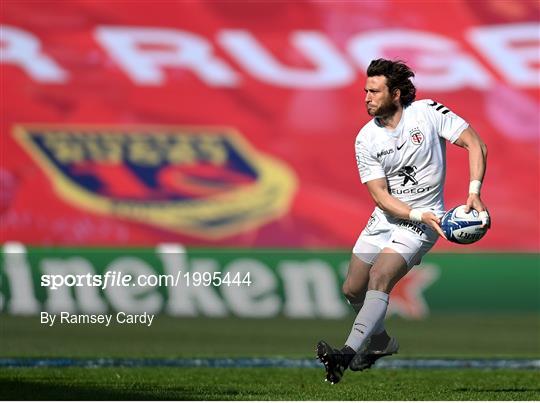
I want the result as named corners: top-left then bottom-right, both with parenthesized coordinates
top-left (464, 194), bottom-right (491, 228)
top-left (422, 212), bottom-right (447, 239)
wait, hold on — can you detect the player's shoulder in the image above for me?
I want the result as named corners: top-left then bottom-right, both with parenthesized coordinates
top-left (409, 99), bottom-right (438, 111)
top-left (404, 99), bottom-right (444, 121)
top-left (355, 119), bottom-right (378, 145)
top-left (409, 98), bottom-right (462, 121)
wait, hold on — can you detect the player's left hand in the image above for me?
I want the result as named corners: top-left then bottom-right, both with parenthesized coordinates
top-left (465, 194), bottom-right (491, 228)
top-left (422, 211), bottom-right (447, 239)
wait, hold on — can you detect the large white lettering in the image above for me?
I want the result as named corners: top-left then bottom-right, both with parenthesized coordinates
top-left (104, 257), bottom-right (162, 314)
top-left (347, 29), bottom-right (493, 91)
top-left (2, 243), bottom-right (40, 314)
top-left (95, 27), bottom-right (239, 86)
top-left (0, 25), bottom-right (68, 82)
top-left (41, 257), bottom-right (107, 314)
top-left (468, 23), bottom-right (540, 87)
top-left (219, 30), bottom-right (354, 88)
top-left (2, 24), bottom-right (537, 90)
top-left (279, 260), bottom-right (347, 318)
top-left (165, 258), bottom-right (229, 317)
top-left (221, 259), bottom-right (280, 317)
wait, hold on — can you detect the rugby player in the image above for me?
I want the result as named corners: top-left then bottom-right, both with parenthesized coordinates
top-left (317, 59), bottom-right (490, 384)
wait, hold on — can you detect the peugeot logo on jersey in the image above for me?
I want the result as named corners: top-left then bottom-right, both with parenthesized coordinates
top-left (409, 128), bottom-right (424, 145)
top-left (392, 165), bottom-right (431, 195)
top-left (398, 166), bottom-right (418, 186)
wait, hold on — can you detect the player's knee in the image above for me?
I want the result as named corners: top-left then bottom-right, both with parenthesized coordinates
top-left (368, 269), bottom-right (393, 293)
top-left (342, 281), bottom-right (365, 303)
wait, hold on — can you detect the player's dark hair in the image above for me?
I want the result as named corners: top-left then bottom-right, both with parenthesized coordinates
top-left (367, 59), bottom-right (416, 107)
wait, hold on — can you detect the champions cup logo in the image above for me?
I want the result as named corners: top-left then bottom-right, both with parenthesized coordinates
top-left (14, 125), bottom-right (297, 238)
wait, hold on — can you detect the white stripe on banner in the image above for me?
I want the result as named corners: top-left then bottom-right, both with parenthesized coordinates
top-left (0, 358), bottom-right (539, 369)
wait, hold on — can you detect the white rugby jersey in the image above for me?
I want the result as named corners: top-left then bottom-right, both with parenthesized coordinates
top-left (355, 99), bottom-right (468, 216)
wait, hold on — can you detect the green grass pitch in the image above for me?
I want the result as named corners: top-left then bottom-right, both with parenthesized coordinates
top-left (2, 368), bottom-right (540, 400)
top-left (1, 314), bottom-right (539, 400)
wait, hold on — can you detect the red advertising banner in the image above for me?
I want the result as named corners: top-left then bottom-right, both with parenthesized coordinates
top-left (1, 1), bottom-right (539, 250)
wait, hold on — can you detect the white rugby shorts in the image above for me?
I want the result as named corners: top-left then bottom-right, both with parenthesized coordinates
top-left (352, 208), bottom-right (438, 269)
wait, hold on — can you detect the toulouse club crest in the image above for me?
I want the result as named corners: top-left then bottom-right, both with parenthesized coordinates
top-left (15, 125), bottom-right (297, 239)
top-left (409, 127), bottom-right (424, 145)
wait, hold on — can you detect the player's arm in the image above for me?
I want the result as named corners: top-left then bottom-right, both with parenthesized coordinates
top-left (365, 178), bottom-right (446, 238)
top-left (453, 126), bottom-right (490, 227)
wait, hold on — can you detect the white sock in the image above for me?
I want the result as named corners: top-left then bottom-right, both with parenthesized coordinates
top-left (348, 301), bottom-right (387, 335)
top-left (350, 302), bottom-right (386, 334)
top-left (344, 290), bottom-right (389, 351)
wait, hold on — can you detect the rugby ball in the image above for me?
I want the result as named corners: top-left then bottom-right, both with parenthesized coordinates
top-left (441, 205), bottom-right (488, 244)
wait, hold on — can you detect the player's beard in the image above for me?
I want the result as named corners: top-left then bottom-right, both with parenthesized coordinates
top-left (368, 96), bottom-right (398, 119)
